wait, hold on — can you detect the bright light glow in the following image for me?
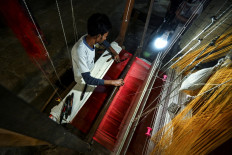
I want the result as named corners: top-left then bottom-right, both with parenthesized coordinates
top-left (154, 37), bottom-right (168, 49)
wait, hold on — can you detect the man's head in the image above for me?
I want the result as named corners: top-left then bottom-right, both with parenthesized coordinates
top-left (87, 13), bottom-right (112, 43)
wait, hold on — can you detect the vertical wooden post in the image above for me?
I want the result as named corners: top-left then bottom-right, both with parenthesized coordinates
top-left (137, 0), bottom-right (155, 57)
top-left (116, 0), bottom-right (135, 46)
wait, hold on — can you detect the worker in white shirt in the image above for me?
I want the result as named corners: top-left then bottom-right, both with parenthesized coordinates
top-left (71, 13), bottom-right (124, 86)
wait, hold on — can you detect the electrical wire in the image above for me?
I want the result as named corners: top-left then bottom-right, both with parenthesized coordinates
top-left (125, 0), bottom-right (132, 22)
top-left (161, 12), bottom-right (232, 74)
top-left (117, 10), bottom-right (232, 132)
top-left (70, 0), bottom-right (78, 42)
top-left (160, 5), bottom-right (232, 72)
top-left (22, 0), bottom-right (62, 85)
top-left (160, 0), bottom-right (206, 61)
top-left (55, 0), bottom-right (72, 63)
top-left (136, 25), bottom-right (232, 122)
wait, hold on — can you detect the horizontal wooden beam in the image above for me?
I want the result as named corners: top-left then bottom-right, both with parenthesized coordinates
top-left (0, 128), bottom-right (49, 146)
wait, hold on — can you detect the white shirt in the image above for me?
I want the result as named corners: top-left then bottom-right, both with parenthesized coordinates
top-left (71, 35), bottom-right (95, 83)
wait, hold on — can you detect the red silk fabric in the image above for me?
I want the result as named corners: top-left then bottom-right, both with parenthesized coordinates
top-left (71, 50), bottom-right (132, 133)
top-left (0, 0), bottom-right (47, 60)
top-left (93, 57), bottom-right (151, 151)
top-left (126, 72), bottom-right (164, 154)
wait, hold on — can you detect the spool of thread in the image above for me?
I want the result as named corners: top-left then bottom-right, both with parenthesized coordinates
top-left (145, 127), bottom-right (152, 137)
top-left (49, 114), bottom-right (57, 122)
top-left (162, 75), bottom-right (167, 81)
top-left (55, 97), bottom-right (61, 102)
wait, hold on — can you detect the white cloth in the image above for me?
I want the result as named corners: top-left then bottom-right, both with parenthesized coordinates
top-left (179, 67), bottom-right (214, 91)
top-left (110, 41), bottom-right (122, 54)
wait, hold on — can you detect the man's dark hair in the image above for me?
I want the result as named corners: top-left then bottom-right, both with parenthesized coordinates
top-left (87, 13), bottom-right (112, 36)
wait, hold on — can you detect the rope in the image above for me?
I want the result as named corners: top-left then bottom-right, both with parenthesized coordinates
top-left (143, 79), bottom-right (164, 155)
top-left (117, 26), bottom-right (231, 128)
top-left (70, 0), bottom-right (78, 42)
top-left (136, 26), bottom-right (231, 122)
top-left (187, 32), bottom-right (232, 74)
top-left (160, 0), bottom-right (206, 61)
top-left (55, 0), bottom-right (72, 63)
top-left (169, 32), bottom-right (231, 98)
top-left (151, 73), bottom-right (232, 154)
top-left (140, 77), bottom-right (232, 123)
top-left (141, 67), bottom-right (228, 121)
top-left (144, 37), bottom-right (217, 113)
top-left (196, 78), bottom-right (232, 97)
top-left (138, 4), bottom-right (232, 153)
top-left (160, 25), bottom-right (186, 61)
top-left (161, 11), bottom-right (232, 74)
top-left (22, 0), bottom-right (62, 85)
top-left (203, 10), bottom-right (232, 39)
top-left (150, 34), bottom-right (228, 110)
top-left (215, 4), bottom-right (232, 20)
top-left (215, 0), bottom-right (229, 16)
top-left (124, 10), bottom-right (232, 83)
top-left (33, 58), bottom-right (62, 99)
top-left (160, 5), bottom-right (232, 71)
top-left (145, 33), bottom-right (227, 114)
top-left (176, 36), bottom-right (220, 75)
top-left (137, 70), bottom-right (180, 124)
top-left (125, 0), bottom-right (132, 22)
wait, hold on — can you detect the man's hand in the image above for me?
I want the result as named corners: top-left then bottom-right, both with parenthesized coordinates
top-left (108, 46), bottom-right (120, 63)
top-left (104, 79), bottom-right (124, 86)
top-left (114, 54), bottom-right (120, 63)
top-left (112, 79), bottom-right (124, 86)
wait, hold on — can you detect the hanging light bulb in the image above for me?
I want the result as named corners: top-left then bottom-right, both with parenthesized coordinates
top-left (154, 31), bottom-right (170, 49)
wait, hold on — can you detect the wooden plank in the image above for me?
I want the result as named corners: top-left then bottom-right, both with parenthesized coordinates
top-left (41, 88), bottom-right (58, 112)
top-left (0, 128), bottom-right (49, 146)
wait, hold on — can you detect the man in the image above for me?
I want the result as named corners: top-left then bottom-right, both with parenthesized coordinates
top-left (71, 13), bottom-right (124, 86)
top-left (175, 0), bottom-right (203, 24)
top-left (168, 0), bottom-right (203, 44)
top-left (165, 0), bottom-right (183, 23)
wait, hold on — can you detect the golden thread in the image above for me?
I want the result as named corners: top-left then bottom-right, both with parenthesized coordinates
top-left (151, 68), bottom-right (232, 154)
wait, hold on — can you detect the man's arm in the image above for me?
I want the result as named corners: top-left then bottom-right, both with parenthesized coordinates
top-left (81, 72), bottom-right (104, 85)
top-left (102, 40), bottom-right (120, 62)
top-left (82, 72), bottom-right (124, 86)
top-left (104, 79), bottom-right (124, 86)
